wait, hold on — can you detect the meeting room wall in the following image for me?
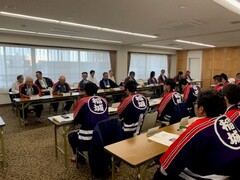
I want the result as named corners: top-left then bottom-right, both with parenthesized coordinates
top-left (0, 33), bottom-right (176, 105)
top-left (176, 47), bottom-right (240, 89)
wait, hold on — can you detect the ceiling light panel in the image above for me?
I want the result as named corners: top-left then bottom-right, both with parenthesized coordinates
top-left (0, 11), bottom-right (59, 23)
top-left (0, 11), bottom-right (157, 39)
top-left (175, 39), bottom-right (215, 47)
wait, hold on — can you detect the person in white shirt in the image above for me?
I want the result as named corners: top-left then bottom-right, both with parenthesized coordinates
top-left (87, 70), bottom-right (98, 86)
top-left (11, 75), bottom-right (24, 92)
top-left (109, 70), bottom-right (115, 83)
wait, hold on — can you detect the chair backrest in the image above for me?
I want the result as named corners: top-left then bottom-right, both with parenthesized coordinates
top-left (140, 111), bottom-right (158, 133)
top-left (88, 118), bottom-right (123, 178)
top-left (170, 102), bottom-right (190, 125)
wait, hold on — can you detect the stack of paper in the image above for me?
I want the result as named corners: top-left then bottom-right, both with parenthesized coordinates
top-left (53, 114), bottom-right (73, 124)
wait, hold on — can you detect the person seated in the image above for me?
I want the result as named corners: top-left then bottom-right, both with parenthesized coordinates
top-left (235, 73), bottom-right (240, 86)
top-left (157, 78), bottom-right (183, 122)
top-left (179, 78), bottom-right (201, 117)
top-left (11, 74), bottom-right (24, 92)
top-left (78, 72), bottom-right (89, 91)
top-left (213, 75), bottom-right (223, 91)
top-left (109, 70), bottom-right (116, 83)
top-left (19, 76), bottom-right (43, 123)
top-left (148, 71), bottom-right (157, 85)
top-left (220, 73), bottom-right (229, 87)
top-left (158, 69), bottom-right (167, 84)
top-left (222, 84), bottom-right (240, 128)
top-left (124, 71), bottom-right (139, 87)
top-left (174, 71), bottom-right (183, 83)
top-left (35, 71), bottom-right (54, 95)
top-left (68, 83), bottom-right (108, 162)
top-left (154, 90), bottom-right (240, 180)
top-left (174, 71), bottom-right (184, 93)
top-left (99, 72), bottom-right (118, 89)
top-left (117, 81), bottom-right (148, 139)
top-left (87, 70), bottom-right (98, 86)
top-left (183, 70), bottom-right (193, 81)
top-left (52, 76), bottom-right (73, 114)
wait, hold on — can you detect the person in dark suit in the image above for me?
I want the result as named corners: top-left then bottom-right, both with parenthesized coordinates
top-left (124, 71), bottom-right (139, 87)
top-left (78, 72), bottom-right (90, 91)
top-left (35, 71), bottom-right (54, 95)
top-left (99, 72), bottom-right (118, 89)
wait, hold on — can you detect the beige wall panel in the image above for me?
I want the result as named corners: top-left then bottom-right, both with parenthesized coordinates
top-left (176, 51), bottom-right (187, 74)
top-left (213, 48), bottom-right (227, 72)
top-left (177, 47), bottom-right (240, 90)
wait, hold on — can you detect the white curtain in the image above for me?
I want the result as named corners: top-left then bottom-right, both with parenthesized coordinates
top-left (129, 53), bottom-right (168, 80)
top-left (0, 44), bottom-right (111, 89)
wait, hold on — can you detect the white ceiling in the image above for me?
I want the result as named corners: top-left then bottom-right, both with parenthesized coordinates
top-left (0, 0), bottom-right (240, 50)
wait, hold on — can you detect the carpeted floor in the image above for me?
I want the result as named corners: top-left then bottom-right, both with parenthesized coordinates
top-left (0, 104), bottom-right (158, 180)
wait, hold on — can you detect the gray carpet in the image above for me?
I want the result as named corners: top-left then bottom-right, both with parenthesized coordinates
top-left (0, 104), bottom-right (157, 180)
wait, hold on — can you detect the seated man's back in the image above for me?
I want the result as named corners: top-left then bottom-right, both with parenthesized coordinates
top-left (117, 81), bottom-right (148, 139)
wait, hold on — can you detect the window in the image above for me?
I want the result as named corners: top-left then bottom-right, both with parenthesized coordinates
top-left (79, 50), bottom-right (111, 83)
top-left (129, 53), bottom-right (168, 80)
top-left (0, 46), bottom-right (32, 89)
top-left (0, 44), bottom-right (111, 89)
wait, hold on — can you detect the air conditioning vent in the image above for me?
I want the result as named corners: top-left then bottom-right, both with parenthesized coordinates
top-left (161, 20), bottom-right (206, 30)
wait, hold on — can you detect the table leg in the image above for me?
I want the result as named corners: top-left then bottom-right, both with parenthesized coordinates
top-left (111, 156), bottom-right (115, 180)
top-left (137, 166), bottom-right (142, 180)
top-left (54, 125), bottom-right (58, 158)
top-left (0, 127), bottom-right (6, 167)
top-left (63, 126), bottom-right (68, 169)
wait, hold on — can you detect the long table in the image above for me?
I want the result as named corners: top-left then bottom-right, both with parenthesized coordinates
top-left (13, 85), bottom-right (161, 126)
top-left (13, 92), bottom-right (83, 126)
top-left (104, 123), bottom-right (182, 179)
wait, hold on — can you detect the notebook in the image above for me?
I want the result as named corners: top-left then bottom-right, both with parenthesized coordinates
top-left (52, 114), bottom-right (73, 124)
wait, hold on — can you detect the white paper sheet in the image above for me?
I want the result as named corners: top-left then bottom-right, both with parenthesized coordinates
top-left (148, 131), bottom-right (179, 146)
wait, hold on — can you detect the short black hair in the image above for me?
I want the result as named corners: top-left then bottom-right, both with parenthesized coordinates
top-left (82, 72), bottom-right (88, 75)
top-left (17, 75), bottom-right (23, 80)
top-left (129, 71), bottom-right (135, 76)
top-left (85, 82), bottom-right (99, 96)
top-left (220, 73), bottom-right (228, 81)
top-left (165, 78), bottom-right (176, 90)
top-left (103, 72), bottom-right (108, 76)
top-left (90, 70), bottom-right (95, 74)
top-left (213, 75), bottom-right (222, 82)
top-left (178, 71), bottom-right (183, 75)
top-left (125, 81), bottom-right (137, 93)
top-left (222, 84), bottom-right (240, 105)
top-left (36, 71), bottom-right (42, 75)
top-left (150, 71), bottom-right (155, 78)
top-left (196, 90), bottom-right (226, 117)
top-left (179, 78), bottom-right (188, 86)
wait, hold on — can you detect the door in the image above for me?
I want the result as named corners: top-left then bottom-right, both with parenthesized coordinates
top-left (188, 58), bottom-right (201, 80)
